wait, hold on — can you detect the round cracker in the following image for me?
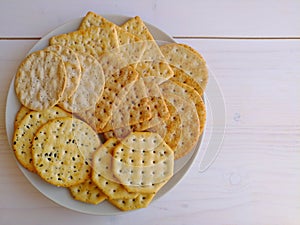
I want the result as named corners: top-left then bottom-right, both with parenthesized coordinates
top-left (160, 43), bottom-right (208, 92)
top-left (14, 50), bottom-right (67, 111)
top-left (32, 117), bottom-right (101, 187)
top-left (59, 53), bottom-right (105, 113)
top-left (12, 106), bottom-right (71, 172)
top-left (46, 45), bottom-right (81, 100)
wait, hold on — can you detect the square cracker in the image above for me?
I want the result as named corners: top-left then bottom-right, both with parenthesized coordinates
top-left (49, 22), bottom-right (119, 60)
top-left (79, 11), bottom-right (147, 66)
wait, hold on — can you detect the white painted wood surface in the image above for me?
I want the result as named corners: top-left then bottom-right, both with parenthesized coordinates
top-left (1, 1), bottom-right (300, 224)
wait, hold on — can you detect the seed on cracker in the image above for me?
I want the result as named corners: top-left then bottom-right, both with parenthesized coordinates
top-left (59, 53), bottom-right (105, 113)
top-left (109, 193), bottom-right (155, 211)
top-left (32, 117), bottom-right (101, 187)
top-left (13, 106), bottom-right (71, 172)
top-left (160, 43), bottom-right (208, 92)
top-left (69, 178), bottom-right (107, 205)
top-left (45, 45), bottom-right (82, 100)
top-left (14, 50), bottom-right (67, 111)
top-left (14, 106), bottom-right (31, 128)
top-left (112, 132), bottom-right (174, 194)
top-left (92, 138), bottom-right (139, 199)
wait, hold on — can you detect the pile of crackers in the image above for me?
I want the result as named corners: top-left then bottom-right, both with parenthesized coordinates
top-left (12, 12), bottom-right (208, 211)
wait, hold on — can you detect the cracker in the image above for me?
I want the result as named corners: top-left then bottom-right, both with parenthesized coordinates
top-left (32, 117), bottom-right (101, 187)
top-left (79, 12), bottom-right (147, 65)
top-left (14, 106), bottom-right (31, 128)
top-left (160, 43), bottom-right (208, 92)
top-left (69, 178), bottom-right (107, 204)
top-left (109, 193), bottom-right (155, 211)
top-left (147, 99), bottom-right (181, 151)
top-left (45, 45), bottom-right (81, 100)
top-left (160, 80), bottom-right (206, 135)
top-left (92, 138), bottom-right (139, 199)
top-left (59, 53), bottom-right (105, 113)
top-left (101, 78), bottom-right (152, 133)
top-left (121, 16), bottom-right (155, 41)
top-left (49, 23), bottom-right (119, 60)
top-left (121, 16), bottom-right (173, 79)
top-left (112, 132), bottom-right (174, 194)
top-left (77, 65), bottom-right (139, 132)
top-left (14, 50), bottom-right (66, 111)
top-left (12, 106), bottom-right (71, 172)
top-left (159, 82), bottom-right (202, 159)
top-left (170, 65), bottom-right (204, 96)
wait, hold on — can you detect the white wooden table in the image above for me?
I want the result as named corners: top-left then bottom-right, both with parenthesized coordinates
top-left (1, 0), bottom-right (300, 224)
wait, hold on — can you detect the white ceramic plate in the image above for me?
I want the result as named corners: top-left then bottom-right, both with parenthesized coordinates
top-left (5, 15), bottom-right (204, 215)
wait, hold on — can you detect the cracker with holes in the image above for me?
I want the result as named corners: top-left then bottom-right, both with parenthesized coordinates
top-left (101, 78), bottom-right (152, 133)
top-left (159, 87), bottom-right (201, 160)
top-left (160, 43), bottom-right (208, 93)
top-left (13, 106), bottom-right (71, 172)
top-left (14, 50), bottom-right (67, 111)
top-left (77, 65), bottom-right (139, 132)
top-left (112, 132), bottom-right (174, 194)
top-left (121, 16), bottom-right (174, 81)
top-left (109, 193), bottom-right (155, 211)
top-left (160, 80), bottom-right (206, 136)
top-left (45, 45), bottom-right (82, 100)
top-left (32, 117), bottom-right (101, 187)
top-left (147, 99), bottom-right (182, 151)
top-left (69, 178), bottom-right (107, 204)
top-left (92, 138), bottom-right (139, 199)
top-left (49, 23), bottom-right (119, 60)
top-left (79, 11), bottom-right (147, 65)
top-left (59, 53), bottom-right (105, 113)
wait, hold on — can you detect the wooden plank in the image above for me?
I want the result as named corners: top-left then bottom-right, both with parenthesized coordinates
top-left (0, 0), bottom-right (299, 38)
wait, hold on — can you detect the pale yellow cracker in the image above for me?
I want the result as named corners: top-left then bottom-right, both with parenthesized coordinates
top-left (112, 132), bottom-right (174, 194)
top-left (92, 138), bottom-right (139, 199)
top-left (49, 23), bottom-right (119, 60)
top-left (109, 193), bottom-right (155, 211)
top-left (14, 106), bottom-right (31, 128)
top-left (121, 16), bottom-right (174, 80)
top-left (121, 16), bottom-right (155, 41)
top-left (79, 12), bottom-right (146, 65)
top-left (32, 117), bottom-right (101, 187)
top-left (59, 53), bottom-right (105, 113)
top-left (147, 100), bottom-right (182, 151)
top-left (45, 45), bottom-right (82, 100)
top-left (14, 50), bottom-right (66, 111)
top-left (69, 178), bottom-right (107, 204)
top-left (159, 81), bottom-right (202, 159)
top-left (77, 65), bottom-right (139, 132)
top-left (170, 65), bottom-right (204, 96)
top-left (160, 43), bottom-right (208, 92)
top-left (160, 80), bottom-right (206, 135)
top-left (12, 106), bottom-right (71, 172)
top-left (101, 78), bottom-right (152, 133)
